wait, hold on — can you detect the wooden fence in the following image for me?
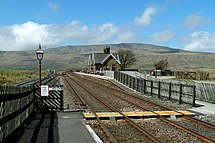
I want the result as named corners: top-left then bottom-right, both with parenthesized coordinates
top-left (176, 71), bottom-right (209, 80)
top-left (114, 71), bottom-right (196, 107)
top-left (0, 85), bottom-right (34, 142)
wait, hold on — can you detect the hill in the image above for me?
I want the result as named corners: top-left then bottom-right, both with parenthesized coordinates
top-left (1, 43), bottom-right (215, 75)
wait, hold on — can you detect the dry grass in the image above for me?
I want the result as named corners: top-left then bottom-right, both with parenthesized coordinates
top-left (0, 70), bottom-right (48, 85)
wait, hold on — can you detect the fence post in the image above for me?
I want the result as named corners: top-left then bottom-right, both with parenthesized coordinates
top-left (140, 79), bottom-right (143, 93)
top-left (179, 84), bottom-right (182, 104)
top-left (192, 85), bottom-right (196, 107)
top-left (137, 78), bottom-right (140, 92)
top-left (120, 72), bottom-right (122, 83)
top-left (129, 75), bottom-right (131, 88)
top-left (158, 81), bottom-right (161, 98)
top-left (123, 73), bottom-right (125, 85)
top-left (114, 71), bottom-right (116, 80)
top-left (133, 77), bottom-right (136, 90)
top-left (125, 74), bottom-right (127, 85)
top-left (144, 79), bottom-right (146, 94)
top-left (121, 72), bottom-right (123, 83)
top-left (151, 80), bottom-right (153, 96)
top-left (169, 83), bottom-right (171, 100)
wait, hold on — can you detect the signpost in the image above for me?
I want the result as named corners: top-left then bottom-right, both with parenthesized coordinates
top-left (41, 85), bottom-right (49, 96)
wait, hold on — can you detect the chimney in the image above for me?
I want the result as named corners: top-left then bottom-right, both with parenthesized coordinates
top-left (104, 46), bottom-right (110, 54)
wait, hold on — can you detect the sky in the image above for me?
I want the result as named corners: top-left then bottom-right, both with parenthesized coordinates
top-left (0, 0), bottom-right (215, 52)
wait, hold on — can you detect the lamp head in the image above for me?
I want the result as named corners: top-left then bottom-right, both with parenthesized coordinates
top-left (36, 44), bottom-right (44, 61)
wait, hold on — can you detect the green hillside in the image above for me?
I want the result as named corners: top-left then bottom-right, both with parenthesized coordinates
top-left (1, 43), bottom-right (215, 75)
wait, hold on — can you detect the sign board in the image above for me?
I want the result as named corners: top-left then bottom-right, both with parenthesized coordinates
top-left (49, 87), bottom-right (64, 91)
top-left (41, 85), bottom-right (49, 96)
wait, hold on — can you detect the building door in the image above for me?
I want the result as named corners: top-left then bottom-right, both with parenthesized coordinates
top-left (112, 65), bottom-right (116, 71)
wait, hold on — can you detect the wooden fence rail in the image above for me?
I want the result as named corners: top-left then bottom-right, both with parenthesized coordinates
top-left (114, 71), bottom-right (196, 107)
top-left (0, 85), bottom-right (34, 142)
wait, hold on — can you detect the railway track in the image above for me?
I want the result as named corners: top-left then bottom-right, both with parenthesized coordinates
top-left (64, 73), bottom-right (215, 143)
top-left (65, 74), bottom-right (161, 143)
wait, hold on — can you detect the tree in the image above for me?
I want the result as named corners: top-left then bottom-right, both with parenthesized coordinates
top-left (117, 49), bottom-right (137, 70)
top-left (154, 58), bottom-right (168, 70)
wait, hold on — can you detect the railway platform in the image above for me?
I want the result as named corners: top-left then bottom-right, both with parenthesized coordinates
top-left (16, 72), bottom-right (214, 143)
top-left (56, 111), bottom-right (99, 143)
top-left (189, 100), bottom-right (215, 115)
top-left (17, 111), bottom-right (100, 143)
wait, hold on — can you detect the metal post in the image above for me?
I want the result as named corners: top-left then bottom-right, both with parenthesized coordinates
top-left (38, 60), bottom-right (41, 86)
top-left (179, 84), bottom-right (183, 104)
top-left (36, 44), bottom-right (44, 87)
top-left (158, 81), bottom-right (161, 98)
top-left (133, 77), bottom-right (136, 90)
top-left (151, 80), bottom-right (153, 96)
top-left (169, 83), bottom-right (171, 100)
top-left (143, 79), bottom-right (146, 94)
top-left (193, 85), bottom-right (196, 107)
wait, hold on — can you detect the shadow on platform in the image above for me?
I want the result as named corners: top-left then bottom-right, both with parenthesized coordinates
top-left (4, 110), bottom-right (59, 143)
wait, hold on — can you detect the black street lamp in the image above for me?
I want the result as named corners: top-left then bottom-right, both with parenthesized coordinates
top-left (36, 44), bottom-right (44, 86)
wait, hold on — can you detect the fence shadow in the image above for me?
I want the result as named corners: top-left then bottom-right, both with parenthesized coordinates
top-left (5, 110), bottom-right (59, 143)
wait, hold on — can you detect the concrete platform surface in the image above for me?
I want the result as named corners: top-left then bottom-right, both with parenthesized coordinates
top-left (57, 111), bottom-right (97, 143)
top-left (17, 111), bottom-right (98, 143)
top-left (189, 100), bottom-right (215, 115)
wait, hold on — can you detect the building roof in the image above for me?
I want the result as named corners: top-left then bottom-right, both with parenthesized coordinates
top-left (88, 52), bottom-right (121, 65)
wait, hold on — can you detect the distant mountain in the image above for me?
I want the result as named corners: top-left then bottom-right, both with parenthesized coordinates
top-left (1, 43), bottom-right (215, 74)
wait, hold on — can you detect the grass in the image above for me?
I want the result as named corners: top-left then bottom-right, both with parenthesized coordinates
top-left (0, 70), bottom-right (48, 85)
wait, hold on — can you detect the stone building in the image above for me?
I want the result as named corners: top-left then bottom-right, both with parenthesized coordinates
top-left (88, 46), bottom-right (121, 74)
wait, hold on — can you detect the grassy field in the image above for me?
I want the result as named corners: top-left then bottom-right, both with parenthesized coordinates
top-left (0, 70), bottom-right (48, 85)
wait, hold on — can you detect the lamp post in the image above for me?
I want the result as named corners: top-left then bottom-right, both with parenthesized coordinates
top-left (36, 44), bottom-right (44, 86)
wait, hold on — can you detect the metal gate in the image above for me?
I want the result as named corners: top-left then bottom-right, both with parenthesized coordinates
top-left (34, 85), bottom-right (63, 110)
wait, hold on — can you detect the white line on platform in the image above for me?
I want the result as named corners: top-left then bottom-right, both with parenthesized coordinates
top-left (86, 125), bottom-right (103, 143)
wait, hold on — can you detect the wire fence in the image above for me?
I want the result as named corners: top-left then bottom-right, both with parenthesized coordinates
top-left (114, 71), bottom-right (196, 106)
top-left (114, 71), bottom-right (215, 104)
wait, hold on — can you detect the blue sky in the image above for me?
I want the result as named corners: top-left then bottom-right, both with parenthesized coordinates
top-left (0, 0), bottom-right (215, 52)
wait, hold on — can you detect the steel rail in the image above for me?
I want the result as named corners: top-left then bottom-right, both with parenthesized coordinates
top-left (71, 73), bottom-right (215, 143)
top-left (106, 79), bottom-right (215, 130)
top-left (64, 76), bottom-right (86, 106)
top-left (67, 73), bottom-right (162, 143)
top-left (104, 90), bottom-right (215, 143)
top-left (75, 73), bottom-right (215, 130)
top-left (65, 74), bottom-right (118, 143)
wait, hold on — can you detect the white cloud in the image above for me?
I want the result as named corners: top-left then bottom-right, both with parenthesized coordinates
top-left (134, 6), bottom-right (158, 26)
top-left (48, 2), bottom-right (60, 13)
top-left (115, 32), bottom-right (136, 43)
top-left (91, 23), bottom-right (118, 43)
top-left (0, 21), bottom-right (51, 51)
top-left (0, 21), bottom-right (119, 51)
top-left (151, 30), bottom-right (174, 43)
top-left (183, 12), bottom-right (211, 29)
top-left (182, 31), bottom-right (215, 52)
